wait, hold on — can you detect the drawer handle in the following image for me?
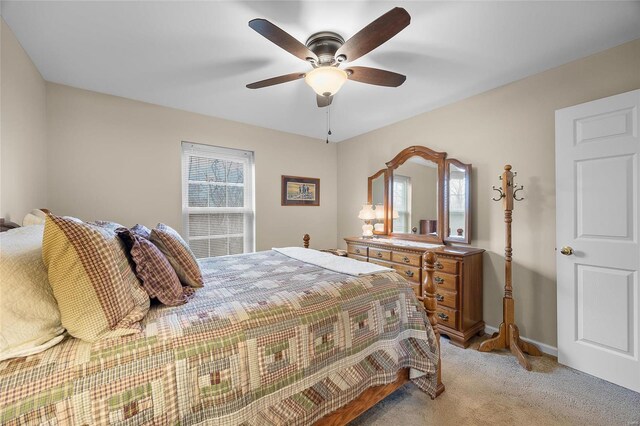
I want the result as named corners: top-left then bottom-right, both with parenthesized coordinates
top-left (435, 262), bottom-right (443, 269)
top-left (437, 312), bottom-right (449, 321)
top-left (436, 294), bottom-right (444, 302)
top-left (403, 256), bottom-right (410, 264)
top-left (355, 248), bottom-right (361, 254)
top-left (405, 270), bottom-right (414, 278)
top-left (434, 276), bottom-right (444, 284)
top-left (376, 252), bottom-right (383, 258)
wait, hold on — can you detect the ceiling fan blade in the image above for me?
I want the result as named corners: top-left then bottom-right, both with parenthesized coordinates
top-left (346, 66), bottom-right (406, 87)
top-left (317, 94), bottom-right (333, 108)
top-left (249, 19), bottom-right (319, 63)
top-left (246, 72), bottom-right (306, 89)
top-left (336, 7), bottom-right (410, 63)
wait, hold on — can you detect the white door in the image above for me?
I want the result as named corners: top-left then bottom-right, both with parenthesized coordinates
top-left (556, 89), bottom-right (640, 392)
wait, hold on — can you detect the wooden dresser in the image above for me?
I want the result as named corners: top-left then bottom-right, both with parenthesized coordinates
top-left (345, 237), bottom-right (485, 348)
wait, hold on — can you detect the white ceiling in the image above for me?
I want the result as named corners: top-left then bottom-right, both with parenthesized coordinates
top-left (2, 1), bottom-right (639, 141)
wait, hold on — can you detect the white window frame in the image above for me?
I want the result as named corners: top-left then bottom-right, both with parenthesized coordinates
top-left (181, 141), bottom-right (255, 257)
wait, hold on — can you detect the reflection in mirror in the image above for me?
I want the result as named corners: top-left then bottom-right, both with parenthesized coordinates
top-left (373, 204), bottom-right (385, 232)
top-left (371, 174), bottom-right (384, 206)
top-left (368, 170), bottom-right (387, 234)
top-left (392, 157), bottom-right (439, 235)
top-left (444, 158), bottom-right (471, 244)
top-left (448, 164), bottom-right (467, 238)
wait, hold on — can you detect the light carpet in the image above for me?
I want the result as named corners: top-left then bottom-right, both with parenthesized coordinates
top-left (350, 336), bottom-right (640, 425)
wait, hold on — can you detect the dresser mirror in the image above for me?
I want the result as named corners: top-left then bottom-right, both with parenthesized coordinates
top-left (367, 169), bottom-right (388, 234)
top-left (386, 146), bottom-right (446, 243)
top-left (444, 159), bottom-right (471, 244)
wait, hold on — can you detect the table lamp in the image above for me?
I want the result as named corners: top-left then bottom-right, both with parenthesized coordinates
top-left (373, 204), bottom-right (385, 232)
top-left (358, 204), bottom-right (376, 237)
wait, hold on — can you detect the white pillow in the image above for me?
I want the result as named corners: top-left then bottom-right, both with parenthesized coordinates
top-left (0, 225), bottom-right (66, 360)
top-left (22, 209), bottom-right (48, 226)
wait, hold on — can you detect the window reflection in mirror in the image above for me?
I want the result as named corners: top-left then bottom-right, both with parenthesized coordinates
top-left (370, 172), bottom-right (386, 232)
top-left (448, 164), bottom-right (466, 238)
top-left (393, 175), bottom-right (411, 232)
top-left (392, 157), bottom-right (439, 235)
top-left (371, 174), bottom-right (384, 205)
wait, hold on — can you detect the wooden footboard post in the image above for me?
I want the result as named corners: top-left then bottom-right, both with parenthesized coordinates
top-left (424, 251), bottom-right (445, 398)
top-left (303, 234), bottom-right (310, 248)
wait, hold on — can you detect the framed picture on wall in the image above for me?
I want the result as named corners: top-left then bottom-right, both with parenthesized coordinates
top-left (281, 175), bottom-right (320, 206)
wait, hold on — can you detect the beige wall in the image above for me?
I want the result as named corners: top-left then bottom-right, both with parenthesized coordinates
top-left (46, 83), bottom-right (338, 251)
top-left (337, 39), bottom-right (640, 348)
top-left (0, 18), bottom-right (47, 223)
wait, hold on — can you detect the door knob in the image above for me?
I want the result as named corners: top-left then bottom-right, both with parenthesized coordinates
top-left (560, 246), bottom-right (574, 256)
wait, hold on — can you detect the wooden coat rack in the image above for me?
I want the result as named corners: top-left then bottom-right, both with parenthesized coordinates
top-left (478, 165), bottom-right (541, 370)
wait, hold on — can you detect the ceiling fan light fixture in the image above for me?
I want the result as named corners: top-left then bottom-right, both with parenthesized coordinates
top-left (304, 67), bottom-right (348, 97)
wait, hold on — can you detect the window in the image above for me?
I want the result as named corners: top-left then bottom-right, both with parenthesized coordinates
top-left (393, 175), bottom-right (411, 233)
top-left (182, 142), bottom-right (255, 258)
top-left (449, 171), bottom-right (466, 213)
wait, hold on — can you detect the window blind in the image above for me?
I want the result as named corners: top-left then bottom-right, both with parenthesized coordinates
top-left (182, 142), bottom-right (255, 258)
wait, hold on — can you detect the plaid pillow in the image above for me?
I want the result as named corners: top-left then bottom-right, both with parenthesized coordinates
top-left (117, 228), bottom-right (189, 306)
top-left (131, 224), bottom-right (151, 239)
top-left (89, 220), bottom-right (125, 232)
top-left (42, 215), bottom-right (149, 342)
top-left (150, 224), bottom-right (203, 288)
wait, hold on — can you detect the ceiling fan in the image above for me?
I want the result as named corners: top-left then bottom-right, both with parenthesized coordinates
top-left (246, 7), bottom-right (411, 108)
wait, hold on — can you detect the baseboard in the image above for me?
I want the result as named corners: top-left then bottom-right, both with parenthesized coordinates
top-left (483, 325), bottom-right (558, 357)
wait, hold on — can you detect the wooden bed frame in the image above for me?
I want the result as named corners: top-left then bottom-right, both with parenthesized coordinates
top-left (304, 235), bottom-right (445, 425)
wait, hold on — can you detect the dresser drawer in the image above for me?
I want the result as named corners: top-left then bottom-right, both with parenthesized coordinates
top-left (347, 254), bottom-right (368, 263)
top-left (435, 289), bottom-right (458, 310)
top-left (369, 258), bottom-right (393, 268)
top-left (436, 306), bottom-right (459, 329)
top-left (347, 244), bottom-right (368, 257)
top-left (392, 263), bottom-right (421, 283)
top-left (433, 272), bottom-right (458, 292)
top-left (434, 258), bottom-right (459, 274)
top-left (392, 251), bottom-right (422, 267)
top-left (369, 248), bottom-right (392, 261)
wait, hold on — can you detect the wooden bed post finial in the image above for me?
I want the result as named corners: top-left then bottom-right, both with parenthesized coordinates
top-left (424, 251), bottom-right (445, 398)
top-left (303, 234), bottom-right (310, 249)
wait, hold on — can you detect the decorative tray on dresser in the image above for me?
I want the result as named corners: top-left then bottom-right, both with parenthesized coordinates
top-left (345, 237), bottom-right (485, 348)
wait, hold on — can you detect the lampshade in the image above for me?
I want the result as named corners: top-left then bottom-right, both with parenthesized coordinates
top-left (358, 204), bottom-right (376, 221)
top-left (374, 204), bottom-right (385, 220)
top-left (392, 209), bottom-right (400, 219)
top-left (304, 67), bottom-right (348, 97)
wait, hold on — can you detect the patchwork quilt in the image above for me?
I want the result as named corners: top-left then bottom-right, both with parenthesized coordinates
top-left (0, 251), bottom-right (438, 425)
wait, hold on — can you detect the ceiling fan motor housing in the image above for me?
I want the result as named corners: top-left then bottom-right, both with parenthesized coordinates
top-left (305, 32), bottom-right (345, 65)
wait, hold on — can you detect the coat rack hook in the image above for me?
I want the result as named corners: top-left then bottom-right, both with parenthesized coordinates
top-left (513, 185), bottom-right (524, 201)
top-left (492, 186), bottom-right (505, 201)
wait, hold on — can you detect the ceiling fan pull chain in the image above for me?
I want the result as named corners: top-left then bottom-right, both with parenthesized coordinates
top-left (326, 106), bottom-right (332, 143)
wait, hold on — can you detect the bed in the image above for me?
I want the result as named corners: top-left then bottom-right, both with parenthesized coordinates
top-left (0, 230), bottom-right (443, 425)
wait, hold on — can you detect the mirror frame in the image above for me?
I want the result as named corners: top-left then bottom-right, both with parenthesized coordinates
top-left (444, 159), bottom-right (472, 244)
top-left (367, 169), bottom-right (389, 235)
top-left (385, 146), bottom-right (446, 243)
